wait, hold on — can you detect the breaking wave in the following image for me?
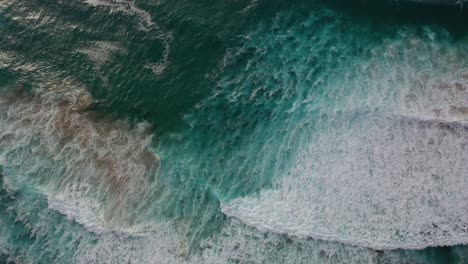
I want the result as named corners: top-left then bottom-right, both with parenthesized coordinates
top-left (0, 81), bottom-right (160, 234)
top-left (2, 0), bottom-right (468, 262)
top-left (221, 15), bottom-right (468, 250)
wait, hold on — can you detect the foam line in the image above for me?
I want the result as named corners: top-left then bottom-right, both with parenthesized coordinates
top-left (222, 109), bottom-right (468, 250)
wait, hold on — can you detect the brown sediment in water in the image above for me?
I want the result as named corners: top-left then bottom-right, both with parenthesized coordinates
top-left (0, 85), bottom-right (160, 228)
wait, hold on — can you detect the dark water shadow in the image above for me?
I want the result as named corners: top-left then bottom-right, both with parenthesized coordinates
top-left (324, 0), bottom-right (468, 38)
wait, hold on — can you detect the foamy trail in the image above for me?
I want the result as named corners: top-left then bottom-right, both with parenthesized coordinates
top-left (76, 41), bottom-right (127, 67)
top-left (73, 216), bottom-right (448, 264)
top-left (84, 0), bottom-right (156, 31)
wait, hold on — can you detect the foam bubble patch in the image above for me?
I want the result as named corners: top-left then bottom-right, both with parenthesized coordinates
top-left (221, 70), bottom-right (468, 250)
top-left (215, 11), bottom-right (468, 249)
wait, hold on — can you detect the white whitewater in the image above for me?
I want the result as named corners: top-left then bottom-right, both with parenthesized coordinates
top-left (221, 33), bottom-right (468, 250)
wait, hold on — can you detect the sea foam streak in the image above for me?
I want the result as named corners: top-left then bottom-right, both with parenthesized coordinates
top-left (84, 0), bottom-right (155, 31)
top-left (75, 218), bottom-right (425, 264)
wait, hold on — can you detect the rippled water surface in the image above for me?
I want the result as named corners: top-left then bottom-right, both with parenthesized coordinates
top-left (0, 0), bottom-right (468, 263)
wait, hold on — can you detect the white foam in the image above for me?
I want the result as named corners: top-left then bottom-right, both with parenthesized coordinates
top-left (144, 32), bottom-right (173, 75)
top-left (222, 115), bottom-right (468, 250)
top-left (74, 217), bottom-right (431, 264)
top-left (77, 41), bottom-right (127, 66)
top-left (48, 195), bottom-right (106, 235)
top-left (220, 27), bottom-right (468, 250)
top-left (47, 188), bottom-right (158, 236)
top-left (84, 0), bottom-right (155, 31)
top-left (74, 222), bottom-right (188, 264)
top-left (222, 103), bottom-right (468, 251)
top-left (0, 0), bottom-right (13, 10)
top-left (82, 0), bottom-right (173, 75)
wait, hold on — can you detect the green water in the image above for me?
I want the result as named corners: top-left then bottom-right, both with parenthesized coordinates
top-left (0, 0), bottom-right (468, 263)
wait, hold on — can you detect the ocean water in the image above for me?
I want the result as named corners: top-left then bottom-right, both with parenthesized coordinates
top-left (1, 0), bottom-right (468, 263)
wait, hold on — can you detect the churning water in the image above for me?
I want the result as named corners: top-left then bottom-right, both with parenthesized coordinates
top-left (0, 0), bottom-right (468, 263)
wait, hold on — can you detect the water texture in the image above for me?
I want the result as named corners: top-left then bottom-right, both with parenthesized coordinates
top-left (0, 0), bottom-right (468, 263)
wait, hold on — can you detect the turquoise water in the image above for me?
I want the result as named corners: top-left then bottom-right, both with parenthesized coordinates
top-left (1, 0), bottom-right (468, 263)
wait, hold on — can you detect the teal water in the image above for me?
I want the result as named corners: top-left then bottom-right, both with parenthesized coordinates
top-left (1, 0), bottom-right (468, 263)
